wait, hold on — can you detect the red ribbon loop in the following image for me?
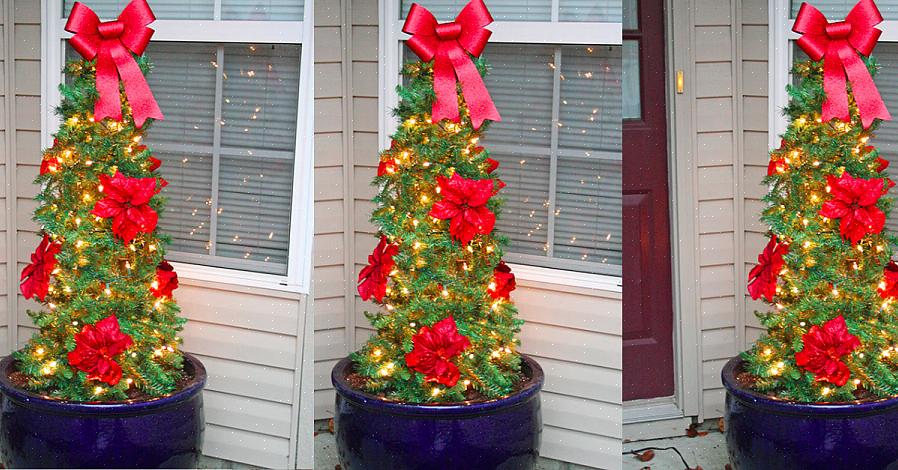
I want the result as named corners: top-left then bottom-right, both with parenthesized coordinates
top-left (793, 0), bottom-right (891, 128)
top-left (403, 0), bottom-right (501, 129)
top-left (66, 0), bottom-right (163, 128)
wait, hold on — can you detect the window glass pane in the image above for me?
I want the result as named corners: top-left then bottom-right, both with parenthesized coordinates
top-left (216, 44), bottom-right (300, 269)
top-left (622, 40), bottom-right (641, 119)
top-left (556, 45), bottom-right (621, 266)
top-left (67, 42), bottom-right (300, 274)
top-left (623, 0), bottom-right (638, 29)
top-left (221, 0), bottom-right (304, 20)
top-left (63, 0), bottom-right (304, 20)
top-left (145, 43), bottom-right (218, 258)
top-left (400, 0), bottom-right (552, 21)
top-left (63, 0), bottom-right (214, 20)
top-left (790, 0), bottom-right (898, 19)
top-left (559, 0), bottom-right (621, 22)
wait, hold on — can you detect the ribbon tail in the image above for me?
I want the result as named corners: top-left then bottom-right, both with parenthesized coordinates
top-left (110, 42), bottom-right (163, 127)
top-left (821, 45), bottom-right (851, 124)
top-left (94, 47), bottom-right (123, 122)
top-left (840, 47), bottom-right (891, 128)
top-left (432, 46), bottom-right (460, 124)
top-left (448, 44), bottom-right (500, 129)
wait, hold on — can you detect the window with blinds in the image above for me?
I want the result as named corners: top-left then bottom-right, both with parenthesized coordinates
top-left (396, 0), bottom-right (621, 276)
top-left (399, 0), bottom-right (620, 22)
top-left (400, 42), bottom-right (621, 275)
top-left (62, 0), bottom-right (305, 276)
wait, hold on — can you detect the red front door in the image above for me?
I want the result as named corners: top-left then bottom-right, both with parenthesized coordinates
top-left (622, 0), bottom-right (675, 401)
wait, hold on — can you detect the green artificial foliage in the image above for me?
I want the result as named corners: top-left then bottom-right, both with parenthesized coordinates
top-left (350, 58), bottom-right (523, 403)
top-left (743, 56), bottom-right (898, 401)
top-left (12, 56), bottom-right (185, 401)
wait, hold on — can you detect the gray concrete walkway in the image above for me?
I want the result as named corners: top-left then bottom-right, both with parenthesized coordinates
top-left (623, 429), bottom-right (729, 470)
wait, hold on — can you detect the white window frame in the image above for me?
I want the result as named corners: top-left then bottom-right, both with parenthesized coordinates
top-left (379, 0), bottom-right (623, 292)
top-left (40, 0), bottom-right (315, 294)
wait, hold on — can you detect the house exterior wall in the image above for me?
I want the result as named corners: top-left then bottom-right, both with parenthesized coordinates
top-left (685, 0), bottom-right (769, 421)
top-left (8, 1), bottom-right (315, 468)
top-left (309, 1), bottom-right (623, 468)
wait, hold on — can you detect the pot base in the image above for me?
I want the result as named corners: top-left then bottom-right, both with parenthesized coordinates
top-left (723, 356), bottom-right (898, 470)
top-left (0, 353), bottom-right (206, 469)
top-left (332, 355), bottom-right (544, 470)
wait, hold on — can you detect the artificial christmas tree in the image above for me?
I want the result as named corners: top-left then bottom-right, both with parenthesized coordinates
top-left (0, 1), bottom-right (205, 467)
top-left (350, 0), bottom-right (521, 404)
top-left (723, 1), bottom-right (898, 468)
top-left (332, 1), bottom-right (543, 468)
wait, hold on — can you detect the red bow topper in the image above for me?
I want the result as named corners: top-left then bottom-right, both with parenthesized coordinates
top-left (403, 0), bottom-right (501, 129)
top-left (66, 0), bottom-right (164, 128)
top-left (793, 0), bottom-right (891, 129)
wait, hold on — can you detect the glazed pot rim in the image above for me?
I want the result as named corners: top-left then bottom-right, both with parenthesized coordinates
top-left (722, 355), bottom-right (898, 416)
top-left (331, 353), bottom-right (544, 417)
top-left (0, 351), bottom-right (206, 415)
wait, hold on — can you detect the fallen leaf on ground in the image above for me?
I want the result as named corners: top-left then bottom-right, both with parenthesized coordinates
top-left (725, 464), bottom-right (733, 470)
top-left (636, 449), bottom-right (655, 462)
top-left (718, 418), bottom-right (725, 433)
top-left (328, 418), bottom-right (335, 434)
top-left (686, 423), bottom-right (709, 437)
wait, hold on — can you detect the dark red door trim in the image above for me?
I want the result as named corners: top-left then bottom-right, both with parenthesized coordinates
top-left (622, 0), bottom-right (675, 401)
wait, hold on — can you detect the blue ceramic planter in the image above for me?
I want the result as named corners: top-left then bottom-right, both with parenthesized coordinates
top-left (0, 352), bottom-right (206, 469)
top-left (332, 354), bottom-right (544, 470)
top-left (723, 356), bottom-right (898, 469)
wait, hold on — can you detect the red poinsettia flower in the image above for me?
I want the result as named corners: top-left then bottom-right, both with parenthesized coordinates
top-left (747, 235), bottom-right (789, 302)
top-left (767, 156), bottom-right (787, 176)
top-left (879, 261), bottom-right (898, 299)
top-left (429, 173), bottom-right (496, 244)
top-left (794, 315), bottom-right (861, 387)
top-left (20, 235), bottom-right (62, 301)
top-left (67, 315), bottom-right (134, 386)
top-left (405, 316), bottom-right (471, 387)
top-left (91, 172), bottom-right (160, 244)
top-left (488, 261), bottom-right (516, 300)
top-left (377, 158), bottom-right (398, 176)
top-left (819, 172), bottom-right (887, 245)
top-left (358, 236), bottom-right (399, 302)
top-left (40, 156), bottom-right (61, 175)
top-left (151, 260), bottom-right (179, 298)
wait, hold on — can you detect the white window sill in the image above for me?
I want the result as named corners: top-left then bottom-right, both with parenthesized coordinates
top-left (508, 263), bottom-right (622, 293)
top-left (170, 261), bottom-right (307, 295)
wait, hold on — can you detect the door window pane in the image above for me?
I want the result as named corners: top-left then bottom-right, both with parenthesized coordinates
top-left (623, 40), bottom-right (641, 119)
